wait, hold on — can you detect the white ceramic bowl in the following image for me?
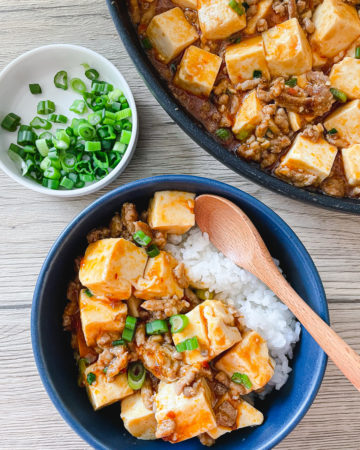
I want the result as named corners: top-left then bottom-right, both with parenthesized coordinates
top-left (0, 44), bottom-right (138, 197)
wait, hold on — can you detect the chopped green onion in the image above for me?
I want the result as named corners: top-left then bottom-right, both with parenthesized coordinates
top-left (70, 78), bottom-right (87, 94)
top-left (88, 111), bottom-right (102, 126)
top-left (29, 83), bottom-right (42, 94)
top-left (37, 100), bottom-right (55, 115)
top-left (125, 315), bottom-right (137, 330)
top-left (75, 180), bottom-right (85, 188)
top-left (8, 147), bottom-right (28, 175)
top-left (54, 70), bottom-right (68, 90)
top-left (44, 166), bottom-right (61, 180)
top-left (195, 289), bottom-right (214, 300)
top-left (122, 120), bottom-right (132, 131)
top-left (175, 336), bottom-right (199, 352)
top-left (285, 77), bottom-right (297, 87)
top-left (127, 362), bottom-right (146, 390)
top-left (133, 230), bottom-right (152, 246)
top-left (112, 339), bottom-right (126, 346)
top-left (92, 81), bottom-right (113, 95)
top-left (70, 99), bottom-right (87, 114)
top-left (79, 173), bottom-right (94, 182)
top-left (52, 130), bottom-right (70, 150)
top-left (42, 178), bottom-right (59, 189)
top-left (86, 372), bottom-right (96, 385)
top-left (146, 243), bottom-right (160, 258)
top-left (116, 108), bottom-right (132, 121)
top-left (356, 46), bottom-right (360, 59)
top-left (109, 89), bottom-right (123, 102)
top-left (215, 128), bottom-right (231, 140)
top-left (18, 125), bottom-right (37, 146)
top-left (146, 319), bottom-right (169, 335)
top-left (78, 123), bottom-right (96, 140)
top-left (228, 0), bottom-right (245, 15)
top-left (1, 112), bottom-right (21, 132)
top-left (98, 124), bottom-right (116, 140)
top-left (231, 372), bottom-right (252, 389)
top-left (85, 68), bottom-right (99, 80)
top-left (122, 315), bottom-right (137, 342)
top-left (77, 358), bottom-right (89, 387)
top-left (60, 176), bottom-right (74, 189)
top-left (113, 142), bottom-right (127, 153)
top-left (61, 152), bottom-right (77, 170)
top-left (169, 314), bottom-right (189, 333)
top-left (93, 151), bottom-right (109, 169)
top-left (30, 116), bottom-right (52, 130)
top-left (235, 129), bottom-right (250, 141)
top-left (85, 288), bottom-right (93, 297)
top-left (85, 141), bottom-right (101, 152)
top-left (142, 37), bottom-right (152, 50)
top-left (35, 139), bottom-right (50, 157)
top-left (253, 70), bottom-right (262, 79)
top-left (120, 129), bottom-right (132, 145)
top-left (81, 63), bottom-right (90, 70)
top-left (40, 157), bottom-right (51, 171)
top-left (48, 114), bottom-right (68, 124)
top-left (327, 128), bottom-right (338, 135)
top-left (330, 87), bottom-right (347, 103)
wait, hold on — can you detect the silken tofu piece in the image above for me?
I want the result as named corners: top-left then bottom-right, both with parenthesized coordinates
top-left (172, 300), bottom-right (241, 364)
top-left (84, 365), bottom-right (133, 410)
top-left (329, 57), bottom-right (360, 100)
top-left (197, 0), bottom-right (246, 40)
top-left (262, 18), bottom-right (312, 77)
top-left (79, 289), bottom-right (127, 346)
top-left (275, 134), bottom-right (337, 186)
top-left (134, 251), bottom-right (184, 300)
top-left (324, 100), bottom-right (360, 146)
top-left (79, 238), bottom-right (148, 300)
top-left (288, 111), bottom-right (315, 132)
top-left (172, 0), bottom-right (197, 8)
top-left (342, 145), bottom-right (360, 186)
top-left (146, 8), bottom-right (198, 64)
top-left (174, 46), bottom-right (222, 97)
top-left (148, 190), bottom-right (195, 234)
top-left (207, 394), bottom-right (264, 439)
top-left (215, 330), bottom-right (275, 392)
top-left (121, 392), bottom-right (157, 440)
top-left (310, 0), bottom-right (360, 58)
top-left (225, 36), bottom-right (270, 85)
top-left (232, 90), bottom-right (263, 137)
top-left (155, 378), bottom-right (216, 443)
top-left (244, 0), bottom-right (272, 35)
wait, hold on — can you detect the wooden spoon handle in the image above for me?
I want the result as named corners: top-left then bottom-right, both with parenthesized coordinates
top-left (264, 270), bottom-right (360, 391)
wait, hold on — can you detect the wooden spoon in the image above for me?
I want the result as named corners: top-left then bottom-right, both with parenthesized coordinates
top-left (195, 194), bottom-right (360, 391)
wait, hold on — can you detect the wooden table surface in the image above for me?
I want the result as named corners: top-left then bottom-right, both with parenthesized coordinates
top-left (1, 1), bottom-right (359, 448)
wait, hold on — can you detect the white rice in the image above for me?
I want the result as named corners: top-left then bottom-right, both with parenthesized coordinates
top-left (166, 227), bottom-right (301, 396)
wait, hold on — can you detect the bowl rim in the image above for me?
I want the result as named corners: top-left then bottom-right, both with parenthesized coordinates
top-left (0, 43), bottom-right (138, 198)
top-left (106, 0), bottom-right (360, 214)
top-left (31, 175), bottom-right (329, 450)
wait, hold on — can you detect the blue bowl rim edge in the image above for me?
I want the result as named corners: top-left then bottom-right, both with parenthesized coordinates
top-left (31, 175), bottom-right (329, 450)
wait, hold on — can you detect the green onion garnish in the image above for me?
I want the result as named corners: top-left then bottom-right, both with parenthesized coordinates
top-left (175, 336), bottom-right (199, 352)
top-left (195, 288), bottom-right (214, 300)
top-left (215, 128), bottom-right (231, 140)
top-left (133, 230), bottom-right (152, 246)
top-left (37, 100), bottom-right (55, 115)
top-left (30, 116), bottom-right (52, 130)
top-left (330, 87), bottom-right (347, 103)
top-left (18, 125), bottom-right (37, 146)
top-left (235, 129), bottom-right (250, 141)
top-left (70, 99), bottom-right (87, 115)
top-left (54, 70), bottom-right (68, 90)
top-left (356, 46), bottom-right (360, 59)
top-left (85, 288), bottom-right (93, 297)
top-left (169, 315), bottom-right (189, 333)
top-left (327, 128), bottom-right (338, 135)
top-left (29, 83), bottom-right (42, 94)
top-left (231, 372), bottom-right (252, 389)
top-left (120, 129), bottom-right (132, 145)
top-left (228, 0), bottom-right (245, 15)
top-left (42, 178), bottom-right (60, 189)
top-left (86, 372), bottom-right (96, 385)
top-left (146, 243), bottom-right (160, 258)
top-left (85, 68), bottom-right (99, 80)
top-left (1, 112), bottom-right (21, 132)
top-left (285, 77), bottom-right (297, 87)
top-left (142, 38), bottom-right (152, 50)
top-left (253, 70), bottom-right (262, 79)
top-left (70, 78), bottom-right (87, 94)
top-left (35, 139), bottom-right (50, 157)
top-left (112, 339), bottom-right (126, 346)
top-left (146, 319), bottom-right (169, 335)
top-left (122, 315), bottom-right (137, 342)
top-left (60, 176), bottom-right (74, 189)
top-left (127, 362), bottom-right (146, 390)
top-left (84, 141), bottom-right (101, 152)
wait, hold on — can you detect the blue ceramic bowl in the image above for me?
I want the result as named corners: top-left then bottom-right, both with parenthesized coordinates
top-left (32, 175), bottom-right (328, 450)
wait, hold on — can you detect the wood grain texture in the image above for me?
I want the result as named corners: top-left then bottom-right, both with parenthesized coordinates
top-left (0, 0), bottom-right (359, 449)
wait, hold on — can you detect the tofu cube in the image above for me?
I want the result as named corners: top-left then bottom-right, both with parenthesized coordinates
top-left (147, 8), bottom-right (198, 64)
top-left (155, 378), bottom-right (216, 442)
top-left (134, 251), bottom-right (184, 300)
top-left (148, 190), bottom-right (195, 234)
top-left (79, 238), bottom-right (147, 300)
top-left (232, 90), bottom-right (263, 136)
top-left (215, 330), bottom-right (275, 392)
top-left (172, 0), bottom-right (197, 8)
top-left (275, 134), bottom-right (338, 186)
top-left (198, 0), bottom-right (247, 40)
top-left (288, 111), bottom-right (315, 132)
top-left (79, 290), bottom-right (127, 347)
top-left (262, 18), bottom-right (312, 77)
top-left (208, 394), bottom-right (264, 439)
top-left (342, 144), bottom-right (360, 186)
top-left (225, 36), bottom-right (270, 85)
top-left (310, 0), bottom-right (360, 58)
top-left (174, 46), bottom-right (222, 97)
top-left (121, 392), bottom-right (157, 440)
top-left (329, 57), bottom-right (360, 100)
top-left (172, 300), bottom-right (241, 364)
top-left (84, 365), bottom-right (133, 410)
top-left (324, 100), bottom-right (360, 146)
top-left (346, 36), bottom-right (360, 57)
top-left (244, 0), bottom-right (272, 35)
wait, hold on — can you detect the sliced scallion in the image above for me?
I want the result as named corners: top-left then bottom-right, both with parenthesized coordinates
top-left (70, 78), bottom-right (87, 94)
top-left (231, 372), bottom-right (252, 389)
top-left (127, 362), bottom-right (146, 390)
top-left (85, 68), bottom-right (99, 80)
top-left (30, 116), bottom-right (52, 130)
top-left (146, 319), bottom-right (168, 335)
top-left (330, 87), bottom-right (347, 103)
top-left (215, 128), bottom-right (231, 140)
top-left (146, 243), bottom-right (160, 258)
top-left (228, 0), bottom-right (245, 15)
top-left (37, 100), bottom-right (55, 115)
top-left (54, 70), bottom-right (68, 90)
top-left (175, 336), bottom-right (199, 352)
top-left (133, 230), bottom-right (152, 246)
top-left (1, 112), bottom-right (21, 132)
top-left (29, 83), bottom-right (42, 94)
top-left (356, 46), bottom-right (360, 59)
top-left (285, 77), bottom-right (297, 87)
top-left (86, 372), bottom-right (96, 385)
top-left (170, 314), bottom-right (189, 333)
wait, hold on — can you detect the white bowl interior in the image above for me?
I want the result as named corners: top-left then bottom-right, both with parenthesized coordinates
top-left (0, 44), bottom-right (138, 197)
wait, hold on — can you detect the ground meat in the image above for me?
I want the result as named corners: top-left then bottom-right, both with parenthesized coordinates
top-left (256, 18), bottom-right (268, 31)
top-left (303, 16), bottom-right (315, 33)
top-left (141, 376), bottom-right (155, 410)
top-left (272, 0), bottom-right (287, 15)
top-left (175, 365), bottom-right (198, 395)
top-left (301, 123), bottom-right (324, 142)
top-left (86, 226), bottom-right (111, 244)
top-left (135, 323), bottom-right (146, 346)
top-left (198, 433), bottom-right (215, 447)
top-left (173, 263), bottom-right (189, 288)
top-left (121, 202), bottom-right (138, 235)
top-left (109, 212), bottom-right (123, 238)
top-left (215, 371), bottom-right (230, 387)
top-left (106, 346), bottom-right (129, 380)
top-left (229, 380), bottom-right (248, 399)
top-left (297, 0), bottom-right (306, 12)
top-left (276, 167), bottom-right (318, 187)
top-left (141, 297), bottom-right (190, 318)
top-left (236, 78), bottom-right (261, 91)
top-left (326, 134), bottom-right (349, 148)
top-left (95, 348), bottom-right (114, 373)
top-left (287, 0), bottom-right (298, 17)
top-left (153, 230), bottom-right (167, 249)
top-left (321, 176), bottom-right (346, 197)
top-left (63, 279), bottom-right (81, 329)
top-left (274, 107), bottom-right (290, 134)
top-left (184, 288), bottom-right (201, 309)
top-left (211, 380), bottom-right (229, 397)
top-left (215, 401), bottom-right (238, 428)
top-left (156, 418), bottom-right (176, 439)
